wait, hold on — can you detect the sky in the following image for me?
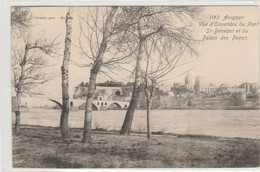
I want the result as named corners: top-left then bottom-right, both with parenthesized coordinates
top-left (11, 6), bottom-right (259, 98)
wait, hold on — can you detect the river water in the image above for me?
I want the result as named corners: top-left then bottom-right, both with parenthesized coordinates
top-left (12, 109), bottom-right (260, 139)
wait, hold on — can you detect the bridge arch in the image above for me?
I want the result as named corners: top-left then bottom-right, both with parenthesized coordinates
top-left (108, 102), bottom-right (123, 110)
top-left (78, 102), bottom-right (99, 111)
top-left (92, 104), bottom-right (99, 111)
top-left (49, 99), bottom-right (62, 109)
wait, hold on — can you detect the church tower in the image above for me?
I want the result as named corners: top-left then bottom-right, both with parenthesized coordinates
top-left (185, 73), bottom-right (193, 90)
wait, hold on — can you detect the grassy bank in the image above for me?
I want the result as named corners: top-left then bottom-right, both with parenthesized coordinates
top-left (13, 125), bottom-right (260, 168)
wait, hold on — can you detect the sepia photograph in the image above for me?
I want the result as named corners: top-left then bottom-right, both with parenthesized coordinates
top-left (10, 5), bottom-right (260, 168)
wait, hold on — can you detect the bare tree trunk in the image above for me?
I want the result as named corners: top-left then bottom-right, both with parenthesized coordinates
top-left (15, 45), bottom-right (28, 131)
top-left (120, 23), bottom-right (162, 135)
top-left (144, 83), bottom-right (152, 139)
top-left (146, 99), bottom-right (151, 139)
top-left (82, 7), bottom-right (118, 143)
top-left (60, 8), bottom-right (73, 138)
top-left (82, 71), bottom-right (97, 143)
top-left (15, 90), bottom-right (22, 131)
top-left (120, 40), bottom-right (143, 135)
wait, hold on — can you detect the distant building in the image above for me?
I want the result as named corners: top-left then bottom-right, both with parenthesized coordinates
top-left (95, 86), bottom-right (121, 97)
top-left (194, 76), bottom-right (206, 92)
top-left (158, 83), bottom-right (171, 92)
top-left (121, 86), bottom-right (133, 100)
top-left (216, 83), bottom-right (245, 96)
top-left (240, 83), bottom-right (258, 95)
top-left (171, 73), bottom-right (196, 98)
top-left (185, 73), bottom-right (193, 90)
top-left (172, 82), bottom-right (183, 88)
top-left (73, 84), bottom-right (132, 101)
top-left (203, 83), bottom-right (217, 96)
top-left (159, 92), bottom-right (170, 108)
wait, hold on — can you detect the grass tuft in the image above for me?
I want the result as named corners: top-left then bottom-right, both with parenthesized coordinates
top-left (43, 154), bottom-right (84, 168)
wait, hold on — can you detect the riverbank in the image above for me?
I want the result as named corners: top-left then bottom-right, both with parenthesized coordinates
top-left (150, 106), bottom-right (260, 110)
top-left (13, 125), bottom-right (260, 168)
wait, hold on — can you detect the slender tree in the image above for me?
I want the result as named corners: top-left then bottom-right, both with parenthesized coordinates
top-left (79, 7), bottom-right (119, 143)
top-left (78, 7), bottom-right (136, 143)
top-left (11, 7), bottom-right (59, 131)
top-left (120, 7), bottom-right (202, 135)
top-left (142, 36), bottom-right (193, 139)
top-left (11, 34), bottom-right (59, 131)
top-left (60, 7), bottom-right (73, 138)
top-left (119, 7), bottom-right (166, 134)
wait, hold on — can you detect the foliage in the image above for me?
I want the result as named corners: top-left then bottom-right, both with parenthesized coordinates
top-left (11, 7), bottom-right (32, 32)
top-left (11, 33), bottom-right (60, 95)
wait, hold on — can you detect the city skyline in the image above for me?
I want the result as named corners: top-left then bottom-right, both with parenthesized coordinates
top-left (73, 73), bottom-right (259, 89)
top-left (10, 6), bottom-right (259, 99)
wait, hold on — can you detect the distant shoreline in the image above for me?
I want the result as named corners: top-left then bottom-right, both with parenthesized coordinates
top-left (13, 124), bottom-right (260, 141)
top-left (152, 106), bottom-right (260, 110)
top-left (15, 106), bottom-right (260, 113)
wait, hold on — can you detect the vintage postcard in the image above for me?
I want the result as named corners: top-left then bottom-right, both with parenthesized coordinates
top-left (8, 5), bottom-right (260, 169)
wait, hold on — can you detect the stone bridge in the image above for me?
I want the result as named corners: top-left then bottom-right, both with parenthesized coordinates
top-left (73, 99), bottom-right (130, 111)
top-left (48, 98), bottom-right (130, 111)
top-left (15, 97), bottom-right (130, 111)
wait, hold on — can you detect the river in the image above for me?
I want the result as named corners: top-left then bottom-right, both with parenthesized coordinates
top-left (12, 109), bottom-right (260, 139)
